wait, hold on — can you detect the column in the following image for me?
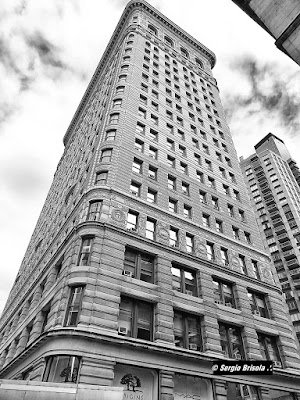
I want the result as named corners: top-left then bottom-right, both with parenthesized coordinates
top-left (30, 285), bottom-right (43, 310)
top-left (15, 327), bottom-right (30, 357)
top-left (4, 339), bottom-right (17, 366)
top-left (29, 311), bottom-right (44, 343)
top-left (0, 349), bottom-right (8, 370)
top-left (213, 379), bottom-right (227, 400)
top-left (19, 300), bottom-right (31, 324)
top-left (44, 267), bottom-right (57, 293)
top-left (160, 370), bottom-right (174, 400)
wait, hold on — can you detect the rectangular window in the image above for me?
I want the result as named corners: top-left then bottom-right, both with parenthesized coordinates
top-left (186, 234), bottom-right (194, 253)
top-left (174, 311), bottom-right (202, 351)
top-left (183, 204), bottom-right (192, 219)
top-left (123, 248), bottom-right (154, 282)
top-left (134, 138), bottom-right (144, 152)
top-left (65, 286), bottom-right (84, 326)
top-left (168, 175), bottom-right (176, 190)
top-left (169, 227), bottom-right (179, 247)
top-left (197, 171), bottom-right (204, 183)
top-left (257, 333), bottom-right (281, 363)
top-left (130, 181), bottom-right (141, 197)
top-left (146, 218), bottom-right (156, 241)
top-left (180, 162), bottom-right (188, 174)
top-left (149, 146), bottom-right (157, 159)
top-left (220, 248), bottom-right (229, 266)
top-left (44, 355), bottom-right (80, 383)
top-left (171, 264), bottom-right (197, 296)
top-left (206, 242), bottom-right (215, 261)
top-left (228, 204), bottom-right (234, 217)
top-left (212, 197), bottom-right (219, 210)
top-left (250, 260), bottom-right (260, 279)
top-left (199, 191), bottom-right (207, 204)
top-left (95, 171), bottom-right (108, 185)
top-left (223, 185), bottom-right (230, 196)
top-left (127, 210), bottom-right (138, 231)
top-left (245, 232), bottom-right (251, 244)
top-left (213, 279), bottom-right (234, 307)
top-left (169, 198), bottom-right (178, 213)
top-left (247, 291), bottom-right (268, 318)
top-left (78, 237), bottom-right (93, 266)
top-left (182, 182), bottom-right (189, 195)
top-left (136, 122), bottom-right (145, 135)
top-left (167, 138), bottom-right (175, 151)
top-left (147, 188), bottom-right (157, 203)
top-left (148, 165), bottom-right (157, 180)
top-left (132, 158), bottom-right (143, 174)
top-left (178, 145), bottom-right (186, 157)
top-left (238, 255), bottom-right (247, 274)
top-left (232, 226), bottom-right (240, 240)
top-left (118, 297), bottom-right (153, 341)
top-left (219, 323), bottom-right (244, 359)
top-left (149, 129), bottom-right (158, 141)
top-left (105, 129), bottom-right (116, 141)
top-left (202, 213), bottom-right (210, 227)
top-left (87, 201), bottom-right (102, 221)
top-left (167, 155), bottom-right (175, 168)
top-left (100, 149), bottom-right (112, 163)
top-left (216, 219), bottom-right (223, 233)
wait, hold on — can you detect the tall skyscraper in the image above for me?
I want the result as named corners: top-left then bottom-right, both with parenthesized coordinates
top-left (1, 2), bottom-right (300, 399)
top-left (241, 133), bottom-right (300, 345)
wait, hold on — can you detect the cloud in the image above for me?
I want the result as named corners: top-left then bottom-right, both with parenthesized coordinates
top-left (223, 55), bottom-right (300, 136)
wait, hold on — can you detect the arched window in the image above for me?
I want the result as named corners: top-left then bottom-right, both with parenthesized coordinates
top-left (148, 24), bottom-right (158, 36)
top-left (164, 36), bottom-right (174, 48)
top-left (195, 58), bottom-right (203, 68)
top-left (181, 47), bottom-right (189, 58)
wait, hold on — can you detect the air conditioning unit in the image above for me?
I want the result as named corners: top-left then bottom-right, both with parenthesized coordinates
top-left (214, 300), bottom-right (221, 304)
top-left (225, 302), bottom-right (232, 307)
top-left (273, 360), bottom-right (282, 368)
top-left (189, 343), bottom-right (198, 350)
top-left (118, 326), bottom-right (128, 335)
top-left (234, 354), bottom-right (242, 360)
top-left (186, 290), bottom-right (193, 296)
top-left (122, 270), bottom-right (133, 278)
top-left (254, 310), bottom-right (260, 316)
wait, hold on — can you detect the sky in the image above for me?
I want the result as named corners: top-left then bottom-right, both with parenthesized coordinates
top-left (0, 0), bottom-right (299, 315)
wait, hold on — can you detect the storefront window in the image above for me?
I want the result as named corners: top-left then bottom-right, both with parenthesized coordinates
top-left (43, 355), bottom-right (80, 383)
top-left (174, 374), bottom-right (213, 399)
top-left (226, 383), bottom-right (260, 400)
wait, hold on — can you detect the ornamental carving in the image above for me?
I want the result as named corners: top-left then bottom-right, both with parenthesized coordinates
top-left (111, 208), bottom-right (126, 223)
top-left (156, 224), bottom-right (169, 240)
top-left (261, 265), bottom-right (274, 284)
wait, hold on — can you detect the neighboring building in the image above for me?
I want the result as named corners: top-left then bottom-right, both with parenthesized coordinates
top-left (232, 0), bottom-right (300, 66)
top-left (241, 133), bottom-right (300, 345)
top-left (1, 1), bottom-right (300, 399)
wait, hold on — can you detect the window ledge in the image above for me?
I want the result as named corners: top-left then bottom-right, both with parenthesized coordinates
top-left (216, 303), bottom-right (241, 315)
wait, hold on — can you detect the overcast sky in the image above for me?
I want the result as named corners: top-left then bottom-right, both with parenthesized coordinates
top-left (0, 0), bottom-right (299, 315)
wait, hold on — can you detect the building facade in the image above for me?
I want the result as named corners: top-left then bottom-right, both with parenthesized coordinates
top-left (232, 0), bottom-right (300, 66)
top-left (241, 133), bottom-right (300, 346)
top-left (1, 1), bottom-right (300, 399)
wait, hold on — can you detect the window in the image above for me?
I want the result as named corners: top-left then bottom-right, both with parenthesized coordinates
top-left (169, 227), bottom-right (178, 247)
top-left (225, 157), bottom-right (232, 167)
top-left (213, 279), bottom-right (234, 307)
top-left (195, 58), bottom-right (203, 68)
top-left (166, 123), bottom-right (174, 134)
top-left (148, 165), bottom-right (157, 180)
top-left (178, 129), bottom-right (184, 140)
top-left (168, 175), bottom-right (176, 190)
top-left (87, 201), bottom-right (102, 221)
top-left (206, 242), bottom-right (215, 261)
top-left (197, 171), bottom-right (204, 183)
top-left (171, 264), bottom-right (197, 296)
top-left (136, 122), bottom-right (145, 135)
top-left (216, 152), bottom-right (222, 161)
top-left (65, 286), bottom-right (84, 326)
top-left (167, 138), bottom-right (175, 151)
top-left (140, 94), bottom-right (147, 104)
top-left (166, 109), bottom-right (173, 119)
top-left (113, 98), bottom-right (122, 108)
top-left (233, 190), bottom-right (240, 201)
top-left (78, 237), bottom-right (93, 266)
top-left (44, 356), bottom-right (80, 383)
top-left (178, 145), bottom-right (186, 157)
top-left (220, 248), bottom-right (229, 266)
top-left (202, 213), bottom-right (210, 227)
top-left (199, 191), bottom-right (207, 204)
top-left (130, 181), bottom-right (141, 197)
top-left (244, 232), bottom-right (251, 244)
top-left (169, 198), bottom-right (178, 213)
top-left (180, 162), bottom-right (188, 175)
top-left (105, 129), bottom-right (116, 141)
top-left (228, 204), bottom-right (234, 217)
top-left (148, 24), bottom-right (157, 36)
top-left (238, 255), bottom-right (247, 274)
top-left (247, 291), bottom-right (268, 318)
top-left (123, 248), bottom-right (154, 282)
top-left (127, 210), bottom-right (138, 230)
top-left (183, 204), bottom-right (192, 219)
top-left (194, 153), bottom-right (201, 165)
top-left (216, 219), bottom-right (223, 233)
top-left (118, 74), bottom-right (127, 82)
top-left (205, 159), bottom-right (212, 171)
top-left (192, 138), bottom-right (199, 149)
top-left (208, 177), bottom-right (215, 189)
top-left (132, 158), bottom-right (143, 174)
top-left (223, 185), bottom-right (230, 196)
top-left (257, 333), bottom-right (281, 363)
top-left (219, 323), bottom-right (244, 359)
top-left (177, 116), bottom-right (183, 126)
top-left (212, 197), bottom-right (219, 210)
top-left (100, 149), bottom-right (112, 163)
top-left (229, 173), bottom-right (236, 184)
top-left (118, 297), bottom-right (153, 341)
top-left (109, 113), bottom-right (119, 124)
top-left (149, 146), bottom-right (157, 159)
top-left (147, 188), bottom-right (157, 203)
top-left (250, 260), bottom-right (260, 279)
top-left (167, 155), bottom-right (175, 168)
top-left (138, 107), bottom-right (146, 119)
top-left (95, 171), bottom-right (108, 184)
top-left (152, 89), bottom-right (158, 99)
top-left (185, 234), bottom-right (194, 253)
top-left (164, 36), bottom-right (174, 47)
top-left (135, 138), bottom-right (144, 152)
top-left (182, 182), bottom-right (189, 195)
top-left (174, 311), bottom-right (202, 351)
top-left (146, 218), bottom-right (156, 241)
top-left (203, 144), bottom-right (209, 154)
top-left (232, 226), bottom-right (240, 240)
top-left (151, 114), bottom-right (158, 125)
top-left (239, 209), bottom-right (245, 222)
top-left (116, 85), bottom-right (125, 94)
top-left (181, 48), bottom-right (189, 58)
